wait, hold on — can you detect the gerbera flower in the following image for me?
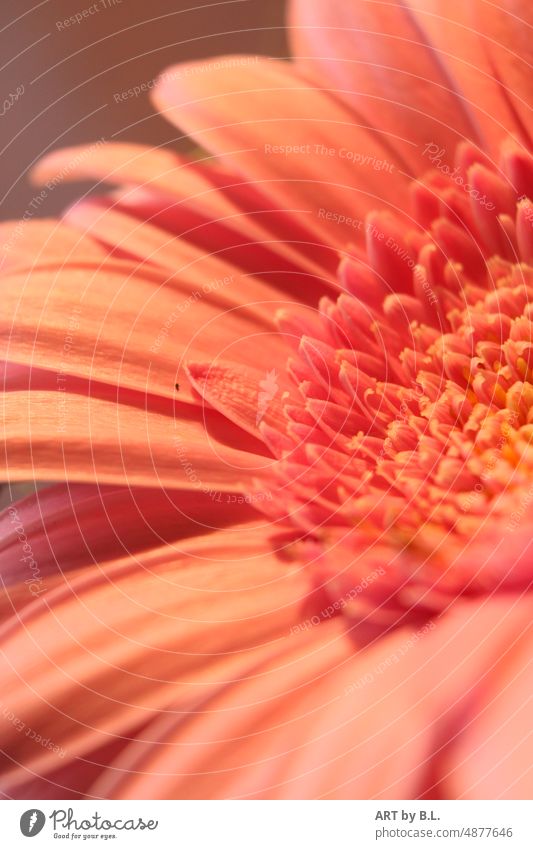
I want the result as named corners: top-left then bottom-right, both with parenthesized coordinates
top-left (0, 0), bottom-right (532, 799)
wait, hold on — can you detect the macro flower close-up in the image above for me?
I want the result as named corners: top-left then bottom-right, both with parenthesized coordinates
top-left (0, 0), bottom-right (532, 802)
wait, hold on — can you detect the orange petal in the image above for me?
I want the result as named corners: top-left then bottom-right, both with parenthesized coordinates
top-left (0, 258), bottom-right (289, 404)
top-left (0, 530), bottom-right (316, 797)
top-left (32, 142), bottom-right (338, 293)
top-left (1, 389), bottom-right (269, 488)
top-left (152, 57), bottom-right (409, 246)
top-left (407, 0), bottom-right (532, 151)
top-left (187, 361), bottom-right (295, 440)
top-left (475, 0), bottom-right (533, 144)
top-left (92, 597), bottom-right (533, 799)
top-left (0, 483), bottom-right (260, 589)
top-left (0, 219), bottom-right (106, 271)
top-left (289, 0), bottom-right (481, 174)
top-left (30, 144), bottom-right (212, 205)
top-left (441, 603), bottom-right (533, 799)
top-left (60, 198), bottom-right (332, 309)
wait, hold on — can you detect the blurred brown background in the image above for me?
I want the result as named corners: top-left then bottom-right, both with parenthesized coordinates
top-left (0, 0), bottom-right (287, 220)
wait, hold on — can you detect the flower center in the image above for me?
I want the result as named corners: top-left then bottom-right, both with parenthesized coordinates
top-left (256, 142), bottom-right (533, 624)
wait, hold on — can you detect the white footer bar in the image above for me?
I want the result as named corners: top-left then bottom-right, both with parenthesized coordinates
top-left (2, 800), bottom-right (532, 848)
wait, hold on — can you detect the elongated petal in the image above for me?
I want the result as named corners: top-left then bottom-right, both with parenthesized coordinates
top-left (474, 0), bottom-right (533, 142)
top-left (289, 0), bottom-right (482, 174)
top-left (0, 259), bottom-right (289, 405)
top-left (441, 612), bottom-right (532, 799)
top-left (32, 143), bottom-right (339, 294)
top-left (187, 362), bottom-right (295, 440)
top-left (0, 483), bottom-right (260, 589)
top-left (152, 58), bottom-right (409, 246)
top-left (0, 530), bottom-right (319, 797)
top-left (59, 198), bottom-right (333, 309)
top-left (30, 144), bottom-right (231, 213)
top-left (91, 597), bottom-right (533, 799)
top-left (1, 390), bottom-right (269, 488)
top-left (407, 0), bottom-right (533, 150)
top-left (0, 220), bottom-right (106, 271)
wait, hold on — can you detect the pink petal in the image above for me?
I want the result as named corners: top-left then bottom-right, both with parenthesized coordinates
top-left (152, 57), bottom-right (409, 246)
top-left (289, 0), bottom-right (481, 174)
top-left (0, 530), bottom-right (317, 797)
top-left (32, 142), bottom-right (339, 296)
top-left (407, 0), bottom-right (532, 150)
top-left (91, 597), bottom-right (533, 799)
top-left (0, 220), bottom-right (106, 271)
top-left (0, 258), bottom-right (288, 405)
top-left (0, 483), bottom-right (260, 588)
top-left (1, 389), bottom-right (269, 488)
